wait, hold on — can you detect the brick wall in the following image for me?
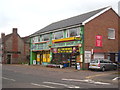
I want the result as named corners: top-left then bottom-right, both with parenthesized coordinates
top-left (84, 9), bottom-right (119, 53)
top-left (12, 28), bottom-right (18, 58)
top-left (2, 28), bottom-right (29, 64)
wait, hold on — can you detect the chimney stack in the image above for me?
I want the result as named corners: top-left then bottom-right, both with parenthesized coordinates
top-left (1, 33), bottom-right (5, 39)
top-left (1, 33), bottom-right (5, 43)
top-left (13, 28), bottom-right (17, 34)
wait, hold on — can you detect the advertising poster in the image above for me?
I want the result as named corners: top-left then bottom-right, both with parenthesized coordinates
top-left (85, 51), bottom-right (91, 63)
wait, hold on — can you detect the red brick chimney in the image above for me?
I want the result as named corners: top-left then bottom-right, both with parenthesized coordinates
top-left (1, 33), bottom-right (5, 38)
top-left (12, 28), bottom-right (18, 58)
top-left (1, 33), bottom-right (5, 42)
top-left (13, 28), bottom-right (17, 34)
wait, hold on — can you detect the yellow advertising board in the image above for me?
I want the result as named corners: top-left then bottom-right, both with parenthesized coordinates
top-left (43, 53), bottom-right (50, 63)
top-left (37, 54), bottom-right (40, 61)
top-left (52, 37), bottom-right (81, 43)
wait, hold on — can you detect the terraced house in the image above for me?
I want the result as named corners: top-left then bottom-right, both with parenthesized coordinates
top-left (30, 7), bottom-right (120, 69)
top-left (1, 28), bottom-right (30, 64)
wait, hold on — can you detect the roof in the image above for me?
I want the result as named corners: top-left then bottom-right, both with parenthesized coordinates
top-left (31, 7), bottom-right (111, 37)
top-left (4, 34), bottom-right (12, 40)
top-left (0, 38), bottom-right (2, 44)
top-left (22, 36), bottom-right (30, 43)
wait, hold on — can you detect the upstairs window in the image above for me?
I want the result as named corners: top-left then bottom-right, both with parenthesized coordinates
top-left (67, 27), bottom-right (80, 37)
top-left (42, 34), bottom-right (50, 41)
top-left (53, 31), bottom-right (64, 39)
top-left (108, 28), bottom-right (115, 39)
top-left (32, 36), bottom-right (40, 43)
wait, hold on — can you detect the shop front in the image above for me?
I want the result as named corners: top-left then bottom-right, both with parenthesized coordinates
top-left (51, 47), bottom-right (79, 68)
top-left (36, 50), bottom-right (50, 65)
top-left (30, 41), bottom-right (51, 65)
top-left (30, 36), bottom-right (84, 68)
top-left (50, 36), bottom-right (83, 69)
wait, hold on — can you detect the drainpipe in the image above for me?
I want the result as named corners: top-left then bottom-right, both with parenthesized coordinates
top-left (81, 25), bottom-right (85, 70)
top-left (49, 32), bottom-right (53, 63)
top-left (30, 38), bottom-right (33, 65)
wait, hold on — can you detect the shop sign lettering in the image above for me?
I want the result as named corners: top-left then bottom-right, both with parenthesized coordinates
top-left (66, 41), bottom-right (74, 46)
top-left (53, 43), bottom-right (65, 47)
top-left (57, 47), bottom-right (72, 53)
top-left (32, 43), bottom-right (49, 50)
top-left (52, 41), bottom-right (81, 48)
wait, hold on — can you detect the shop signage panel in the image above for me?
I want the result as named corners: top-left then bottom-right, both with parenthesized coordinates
top-left (84, 51), bottom-right (91, 63)
top-left (31, 42), bottom-right (50, 51)
top-left (95, 35), bottom-right (102, 47)
top-left (52, 37), bottom-right (81, 43)
top-left (52, 41), bottom-right (81, 48)
top-left (57, 47), bottom-right (73, 53)
top-left (52, 47), bottom-right (79, 54)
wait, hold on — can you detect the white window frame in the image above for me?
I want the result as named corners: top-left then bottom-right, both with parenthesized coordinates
top-left (53, 31), bottom-right (64, 40)
top-left (32, 36), bottom-right (40, 43)
top-left (67, 27), bottom-right (80, 38)
top-left (41, 34), bottom-right (50, 41)
top-left (108, 28), bottom-right (115, 39)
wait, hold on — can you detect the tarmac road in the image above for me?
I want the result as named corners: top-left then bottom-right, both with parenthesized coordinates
top-left (2, 64), bottom-right (119, 89)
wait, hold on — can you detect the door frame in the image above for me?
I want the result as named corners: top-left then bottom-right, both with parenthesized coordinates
top-left (7, 54), bottom-right (12, 64)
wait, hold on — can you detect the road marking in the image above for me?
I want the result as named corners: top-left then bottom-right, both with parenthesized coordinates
top-left (2, 77), bottom-right (16, 81)
top-left (43, 81), bottom-right (80, 88)
top-left (85, 73), bottom-right (109, 79)
top-left (112, 77), bottom-right (120, 81)
top-left (62, 78), bottom-right (111, 85)
top-left (31, 83), bottom-right (56, 88)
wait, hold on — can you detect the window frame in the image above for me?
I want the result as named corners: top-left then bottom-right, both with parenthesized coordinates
top-left (67, 27), bottom-right (80, 38)
top-left (53, 31), bottom-right (64, 40)
top-left (41, 34), bottom-right (50, 41)
top-left (32, 36), bottom-right (40, 43)
top-left (108, 28), bottom-right (115, 39)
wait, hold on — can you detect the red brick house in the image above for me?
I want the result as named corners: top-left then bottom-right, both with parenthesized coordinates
top-left (1, 28), bottom-right (30, 64)
top-left (83, 7), bottom-right (120, 68)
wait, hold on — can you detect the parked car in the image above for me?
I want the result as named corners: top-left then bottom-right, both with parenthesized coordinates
top-left (89, 59), bottom-right (117, 71)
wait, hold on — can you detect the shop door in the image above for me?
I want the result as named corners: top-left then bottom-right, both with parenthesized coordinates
top-left (7, 55), bottom-right (11, 64)
top-left (110, 53), bottom-right (115, 62)
top-left (37, 54), bottom-right (40, 65)
top-left (40, 54), bottom-right (43, 64)
top-left (43, 51), bottom-right (50, 63)
top-left (46, 53), bottom-right (50, 62)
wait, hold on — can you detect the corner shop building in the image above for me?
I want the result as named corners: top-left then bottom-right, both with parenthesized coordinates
top-left (30, 7), bottom-right (120, 69)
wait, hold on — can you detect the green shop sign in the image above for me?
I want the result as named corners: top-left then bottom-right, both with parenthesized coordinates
top-left (31, 41), bottom-right (81, 51)
top-left (31, 42), bottom-right (50, 51)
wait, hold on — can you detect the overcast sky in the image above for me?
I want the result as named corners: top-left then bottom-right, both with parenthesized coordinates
top-left (0, 0), bottom-right (119, 37)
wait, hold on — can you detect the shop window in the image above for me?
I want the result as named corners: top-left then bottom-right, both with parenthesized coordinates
top-left (67, 27), bottom-right (80, 37)
top-left (53, 31), bottom-right (64, 39)
top-left (42, 34), bottom-right (50, 41)
top-left (108, 28), bottom-right (115, 39)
